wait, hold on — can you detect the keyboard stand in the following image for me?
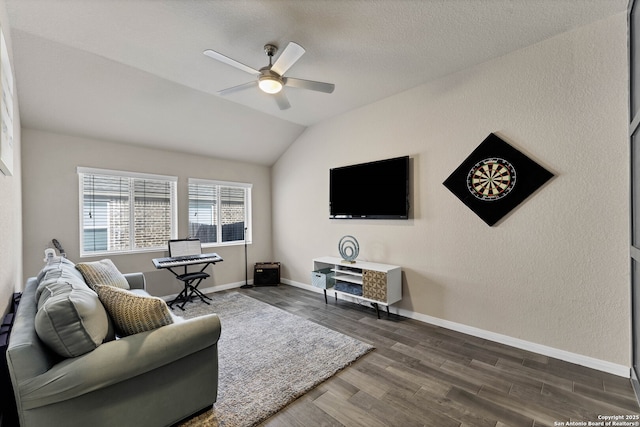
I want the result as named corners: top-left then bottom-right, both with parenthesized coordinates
top-left (165, 263), bottom-right (214, 311)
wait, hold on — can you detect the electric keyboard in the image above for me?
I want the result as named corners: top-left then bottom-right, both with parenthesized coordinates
top-left (152, 253), bottom-right (223, 269)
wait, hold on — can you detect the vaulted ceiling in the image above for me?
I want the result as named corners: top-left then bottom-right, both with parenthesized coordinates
top-left (5, 0), bottom-right (628, 165)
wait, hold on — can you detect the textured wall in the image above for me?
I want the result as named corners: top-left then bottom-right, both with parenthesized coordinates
top-left (0, 1), bottom-right (22, 316)
top-left (272, 14), bottom-right (629, 365)
top-left (21, 129), bottom-right (271, 297)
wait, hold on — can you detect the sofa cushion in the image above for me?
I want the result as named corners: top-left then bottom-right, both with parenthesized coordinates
top-left (35, 278), bottom-right (110, 358)
top-left (76, 259), bottom-right (130, 291)
top-left (36, 266), bottom-right (86, 304)
top-left (95, 285), bottom-right (173, 337)
top-left (36, 256), bottom-right (81, 286)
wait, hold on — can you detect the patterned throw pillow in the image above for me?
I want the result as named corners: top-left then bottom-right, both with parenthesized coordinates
top-left (94, 285), bottom-right (173, 337)
top-left (76, 259), bottom-right (130, 291)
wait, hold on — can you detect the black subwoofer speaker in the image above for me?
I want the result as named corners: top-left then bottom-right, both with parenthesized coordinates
top-left (254, 262), bottom-right (281, 286)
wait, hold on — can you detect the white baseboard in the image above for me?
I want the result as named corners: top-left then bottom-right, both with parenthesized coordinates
top-left (401, 308), bottom-right (630, 378)
top-left (282, 279), bottom-right (630, 378)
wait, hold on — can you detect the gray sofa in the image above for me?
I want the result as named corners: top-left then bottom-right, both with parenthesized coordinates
top-left (7, 257), bottom-right (221, 427)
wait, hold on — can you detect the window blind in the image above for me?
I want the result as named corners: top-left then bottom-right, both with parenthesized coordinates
top-left (78, 167), bottom-right (177, 256)
top-left (188, 178), bottom-right (252, 245)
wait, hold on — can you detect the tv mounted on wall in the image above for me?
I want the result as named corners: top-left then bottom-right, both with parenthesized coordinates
top-left (329, 156), bottom-right (410, 219)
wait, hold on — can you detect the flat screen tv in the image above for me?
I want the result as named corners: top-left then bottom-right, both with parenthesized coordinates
top-left (330, 156), bottom-right (409, 219)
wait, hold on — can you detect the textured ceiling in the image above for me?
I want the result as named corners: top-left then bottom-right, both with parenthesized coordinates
top-left (4, 0), bottom-right (628, 165)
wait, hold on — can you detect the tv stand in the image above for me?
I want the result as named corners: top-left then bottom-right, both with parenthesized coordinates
top-left (312, 256), bottom-right (402, 318)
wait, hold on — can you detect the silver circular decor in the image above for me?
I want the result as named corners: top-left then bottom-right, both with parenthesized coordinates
top-left (338, 235), bottom-right (359, 262)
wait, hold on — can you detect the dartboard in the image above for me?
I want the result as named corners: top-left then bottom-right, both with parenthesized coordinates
top-left (466, 157), bottom-right (516, 200)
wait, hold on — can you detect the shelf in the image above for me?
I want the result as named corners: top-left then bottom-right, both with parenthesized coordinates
top-left (331, 268), bottom-right (362, 276)
top-left (333, 273), bottom-right (363, 285)
top-left (313, 256), bottom-right (402, 309)
top-left (313, 256), bottom-right (402, 320)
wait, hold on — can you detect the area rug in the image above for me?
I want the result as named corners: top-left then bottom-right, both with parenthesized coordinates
top-left (176, 292), bottom-right (374, 427)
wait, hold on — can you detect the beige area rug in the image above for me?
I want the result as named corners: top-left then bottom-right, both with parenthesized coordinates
top-left (176, 292), bottom-right (374, 427)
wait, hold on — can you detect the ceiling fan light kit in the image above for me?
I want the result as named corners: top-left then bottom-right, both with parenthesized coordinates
top-left (258, 70), bottom-right (283, 94)
top-left (203, 41), bottom-right (334, 110)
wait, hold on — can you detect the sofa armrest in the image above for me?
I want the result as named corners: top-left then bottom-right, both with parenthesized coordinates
top-left (16, 313), bottom-right (221, 409)
top-left (123, 272), bottom-right (145, 290)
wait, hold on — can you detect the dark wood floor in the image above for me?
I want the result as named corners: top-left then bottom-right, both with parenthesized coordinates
top-left (239, 284), bottom-right (640, 427)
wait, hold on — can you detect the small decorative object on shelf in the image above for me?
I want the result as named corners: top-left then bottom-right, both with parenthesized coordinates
top-left (338, 235), bottom-right (359, 263)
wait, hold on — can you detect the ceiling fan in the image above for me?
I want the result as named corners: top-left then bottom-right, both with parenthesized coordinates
top-left (203, 42), bottom-right (335, 110)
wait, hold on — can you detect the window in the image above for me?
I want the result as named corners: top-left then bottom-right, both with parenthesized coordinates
top-left (188, 178), bottom-right (252, 246)
top-left (78, 167), bottom-right (177, 256)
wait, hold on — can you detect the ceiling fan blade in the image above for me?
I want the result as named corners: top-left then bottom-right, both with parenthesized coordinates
top-left (217, 81), bottom-right (258, 96)
top-left (203, 49), bottom-right (260, 75)
top-left (273, 91), bottom-right (291, 110)
top-left (271, 42), bottom-right (305, 76)
top-left (284, 77), bottom-right (335, 94)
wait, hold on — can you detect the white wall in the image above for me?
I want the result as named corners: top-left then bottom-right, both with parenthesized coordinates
top-left (0, 0), bottom-right (21, 316)
top-left (21, 129), bottom-right (272, 297)
top-left (272, 14), bottom-right (630, 368)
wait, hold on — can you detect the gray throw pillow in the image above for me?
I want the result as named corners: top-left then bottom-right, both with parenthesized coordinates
top-left (35, 280), bottom-right (109, 358)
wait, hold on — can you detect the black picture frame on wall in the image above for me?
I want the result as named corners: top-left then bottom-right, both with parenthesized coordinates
top-left (443, 133), bottom-right (554, 226)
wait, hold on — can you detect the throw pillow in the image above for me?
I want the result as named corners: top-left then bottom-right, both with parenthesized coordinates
top-left (76, 259), bottom-right (130, 291)
top-left (95, 285), bottom-right (173, 336)
top-left (35, 280), bottom-right (109, 358)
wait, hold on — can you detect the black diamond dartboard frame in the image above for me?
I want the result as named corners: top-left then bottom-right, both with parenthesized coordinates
top-left (443, 133), bottom-right (554, 226)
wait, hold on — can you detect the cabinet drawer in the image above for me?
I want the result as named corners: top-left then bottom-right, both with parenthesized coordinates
top-left (362, 270), bottom-right (387, 302)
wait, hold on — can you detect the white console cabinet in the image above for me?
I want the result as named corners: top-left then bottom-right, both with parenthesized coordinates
top-left (312, 256), bottom-right (402, 318)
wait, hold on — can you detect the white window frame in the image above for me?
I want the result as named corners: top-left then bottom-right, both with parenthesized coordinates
top-left (188, 178), bottom-right (252, 247)
top-left (78, 167), bottom-right (178, 257)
